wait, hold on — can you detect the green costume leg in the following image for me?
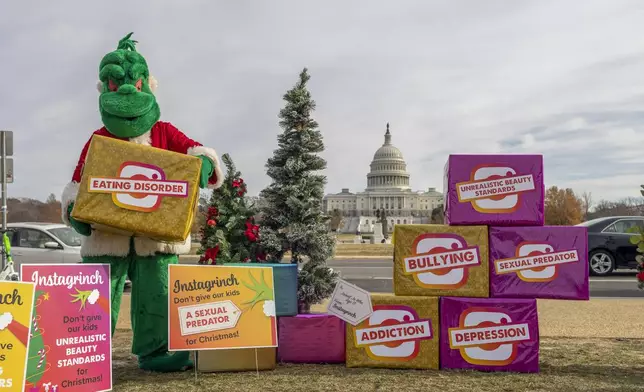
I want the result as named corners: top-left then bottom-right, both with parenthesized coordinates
top-left (129, 253), bottom-right (192, 372)
top-left (82, 255), bottom-right (129, 336)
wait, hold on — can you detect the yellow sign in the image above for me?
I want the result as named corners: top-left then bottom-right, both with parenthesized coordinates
top-left (168, 265), bottom-right (277, 351)
top-left (0, 281), bottom-right (35, 391)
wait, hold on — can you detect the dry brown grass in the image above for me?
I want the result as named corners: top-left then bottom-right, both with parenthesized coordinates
top-left (334, 243), bottom-right (393, 257)
top-left (113, 296), bottom-right (644, 391)
top-left (112, 333), bottom-right (644, 392)
top-left (335, 233), bottom-right (357, 243)
top-left (189, 242), bottom-right (393, 257)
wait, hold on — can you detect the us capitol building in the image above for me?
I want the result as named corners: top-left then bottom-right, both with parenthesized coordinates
top-left (323, 123), bottom-right (443, 233)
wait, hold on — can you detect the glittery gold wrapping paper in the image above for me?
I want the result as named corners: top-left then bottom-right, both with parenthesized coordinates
top-left (197, 348), bottom-right (276, 372)
top-left (71, 135), bottom-right (201, 242)
top-left (346, 294), bottom-right (439, 369)
top-left (393, 224), bottom-right (489, 298)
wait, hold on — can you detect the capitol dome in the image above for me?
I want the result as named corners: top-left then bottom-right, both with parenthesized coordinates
top-left (366, 123), bottom-right (411, 191)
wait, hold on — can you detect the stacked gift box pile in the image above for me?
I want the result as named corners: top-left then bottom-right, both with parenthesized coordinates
top-left (344, 153), bottom-right (589, 372)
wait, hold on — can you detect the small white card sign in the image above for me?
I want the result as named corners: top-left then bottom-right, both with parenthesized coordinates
top-left (326, 279), bottom-right (373, 326)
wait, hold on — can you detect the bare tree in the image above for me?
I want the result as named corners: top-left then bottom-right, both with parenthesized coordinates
top-left (580, 191), bottom-right (593, 220)
top-left (587, 197), bottom-right (644, 219)
top-left (430, 207), bottom-right (444, 224)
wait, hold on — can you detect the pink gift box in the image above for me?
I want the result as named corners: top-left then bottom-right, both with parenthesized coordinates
top-left (277, 314), bottom-right (346, 363)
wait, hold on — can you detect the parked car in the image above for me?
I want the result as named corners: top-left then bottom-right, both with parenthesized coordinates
top-left (4, 222), bottom-right (82, 273)
top-left (576, 216), bottom-right (644, 276)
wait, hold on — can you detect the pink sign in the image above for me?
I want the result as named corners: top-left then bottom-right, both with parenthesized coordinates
top-left (21, 264), bottom-right (112, 392)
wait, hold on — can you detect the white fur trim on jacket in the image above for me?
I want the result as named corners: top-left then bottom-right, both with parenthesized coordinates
top-left (61, 182), bottom-right (80, 226)
top-left (80, 231), bottom-right (192, 258)
top-left (129, 131), bottom-right (152, 146)
top-left (187, 146), bottom-right (224, 189)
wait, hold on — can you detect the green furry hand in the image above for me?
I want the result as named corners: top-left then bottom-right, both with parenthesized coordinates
top-left (198, 155), bottom-right (214, 188)
top-left (67, 204), bottom-right (92, 236)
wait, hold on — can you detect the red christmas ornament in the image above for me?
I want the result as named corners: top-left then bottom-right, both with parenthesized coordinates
top-left (207, 206), bottom-right (218, 218)
top-left (199, 245), bottom-right (220, 265)
top-left (244, 221), bottom-right (260, 242)
top-left (207, 219), bottom-right (216, 226)
top-left (637, 271), bottom-right (644, 282)
top-left (232, 179), bottom-right (244, 188)
top-left (256, 252), bottom-right (266, 261)
top-left (243, 257), bottom-right (250, 263)
top-left (244, 230), bottom-right (258, 242)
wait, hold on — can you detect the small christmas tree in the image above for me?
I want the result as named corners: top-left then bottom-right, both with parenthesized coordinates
top-left (198, 154), bottom-right (264, 264)
top-left (259, 68), bottom-right (338, 311)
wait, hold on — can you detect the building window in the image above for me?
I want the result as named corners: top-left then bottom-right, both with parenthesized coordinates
top-left (397, 219), bottom-right (400, 224)
top-left (404, 219), bottom-right (407, 224)
top-left (366, 220), bottom-right (369, 224)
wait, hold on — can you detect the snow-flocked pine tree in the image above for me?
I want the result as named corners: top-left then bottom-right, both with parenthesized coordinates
top-left (259, 68), bottom-right (338, 311)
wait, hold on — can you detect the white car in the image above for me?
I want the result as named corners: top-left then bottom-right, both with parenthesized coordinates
top-left (5, 222), bottom-right (82, 272)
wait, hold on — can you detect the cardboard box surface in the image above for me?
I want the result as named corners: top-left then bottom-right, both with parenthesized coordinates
top-left (346, 294), bottom-right (439, 369)
top-left (277, 314), bottom-right (345, 363)
top-left (489, 226), bottom-right (589, 300)
top-left (197, 348), bottom-right (276, 372)
top-left (72, 135), bottom-right (201, 242)
top-left (440, 297), bottom-right (539, 373)
top-left (394, 224), bottom-right (489, 298)
top-left (443, 154), bottom-right (544, 226)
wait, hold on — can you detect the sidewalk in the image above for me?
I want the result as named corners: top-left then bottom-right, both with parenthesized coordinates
top-left (180, 255), bottom-right (389, 262)
top-left (116, 295), bottom-right (644, 338)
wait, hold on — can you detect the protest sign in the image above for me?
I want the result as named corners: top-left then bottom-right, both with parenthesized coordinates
top-left (0, 281), bottom-right (35, 391)
top-left (169, 265), bottom-right (278, 351)
top-left (21, 264), bottom-right (112, 392)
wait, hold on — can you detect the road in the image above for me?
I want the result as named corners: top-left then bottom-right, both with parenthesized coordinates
top-left (326, 259), bottom-right (642, 298)
top-left (167, 256), bottom-right (643, 298)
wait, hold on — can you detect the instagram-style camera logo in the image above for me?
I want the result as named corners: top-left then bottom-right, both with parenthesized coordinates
top-left (455, 164), bottom-right (535, 214)
top-left (88, 161), bottom-right (189, 212)
top-left (494, 242), bottom-right (579, 283)
top-left (402, 233), bottom-right (481, 289)
top-left (354, 305), bottom-right (433, 362)
top-left (448, 307), bottom-right (531, 366)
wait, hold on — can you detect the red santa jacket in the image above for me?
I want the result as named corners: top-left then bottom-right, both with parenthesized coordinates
top-left (61, 121), bottom-right (223, 257)
top-left (68, 121), bottom-right (222, 185)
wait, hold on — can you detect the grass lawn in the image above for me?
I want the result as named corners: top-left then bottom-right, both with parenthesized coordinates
top-left (112, 334), bottom-right (644, 392)
top-left (189, 242), bottom-right (393, 258)
top-left (113, 298), bottom-right (644, 391)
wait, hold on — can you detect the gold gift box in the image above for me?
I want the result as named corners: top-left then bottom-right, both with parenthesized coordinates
top-left (71, 135), bottom-right (201, 242)
top-left (393, 224), bottom-right (489, 298)
top-left (197, 348), bottom-right (276, 372)
top-left (346, 294), bottom-right (439, 369)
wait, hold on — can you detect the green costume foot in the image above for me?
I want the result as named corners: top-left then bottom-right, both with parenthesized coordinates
top-left (138, 352), bottom-right (193, 372)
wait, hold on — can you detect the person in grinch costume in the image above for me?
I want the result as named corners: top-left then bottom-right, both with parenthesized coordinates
top-left (61, 33), bottom-right (223, 372)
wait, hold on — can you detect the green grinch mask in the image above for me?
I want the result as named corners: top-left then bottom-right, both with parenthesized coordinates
top-left (98, 33), bottom-right (160, 138)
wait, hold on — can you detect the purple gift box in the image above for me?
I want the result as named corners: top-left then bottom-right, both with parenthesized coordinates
top-left (440, 297), bottom-right (539, 373)
top-left (490, 226), bottom-right (589, 300)
top-left (277, 314), bottom-right (346, 363)
top-left (444, 154), bottom-right (544, 226)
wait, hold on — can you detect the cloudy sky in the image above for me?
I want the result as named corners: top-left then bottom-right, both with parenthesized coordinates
top-left (1, 0), bottom-right (643, 205)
